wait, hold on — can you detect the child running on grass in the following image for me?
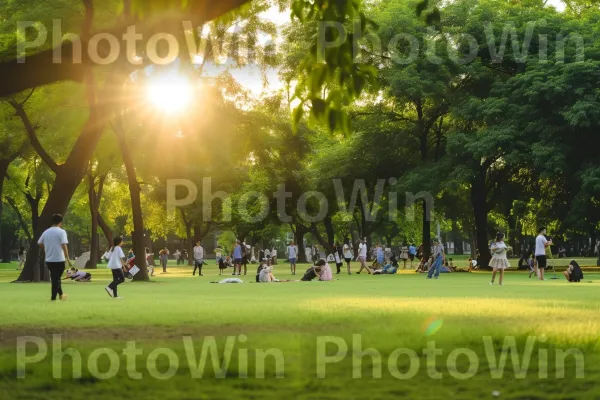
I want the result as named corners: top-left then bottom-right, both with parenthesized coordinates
top-left (489, 232), bottom-right (510, 286)
top-left (105, 237), bottom-right (126, 299)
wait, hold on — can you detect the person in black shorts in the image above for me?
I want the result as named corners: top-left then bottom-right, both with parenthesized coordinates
top-left (535, 227), bottom-right (552, 281)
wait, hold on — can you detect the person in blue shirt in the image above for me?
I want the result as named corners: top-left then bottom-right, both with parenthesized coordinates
top-left (232, 240), bottom-right (243, 276)
top-left (409, 243), bottom-right (417, 268)
top-left (375, 243), bottom-right (384, 265)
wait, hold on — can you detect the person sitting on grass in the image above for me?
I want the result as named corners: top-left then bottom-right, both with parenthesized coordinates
top-left (63, 268), bottom-right (92, 282)
top-left (563, 260), bottom-right (584, 282)
top-left (319, 260), bottom-right (333, 281)
top-left (301, 260), bottom-right (332, 281)
top-left (529, 257), bottom-right (538, 279)
top-left (259, 265), bottom-right (279, 283)
top-left (256, 258), bottom-right (270, 282)
top-left (415, 257), bottom-right (429, 273)
top-left (468, 258), bottom-right (479, 272)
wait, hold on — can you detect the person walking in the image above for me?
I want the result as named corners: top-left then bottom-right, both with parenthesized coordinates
top-left (159, 247), bottom-right (169, 273)
top-left (193, 241), bottom-right (204, 276)
top-left (105, 237), bottom-right (126, 299)
top-left (287, 241), bottom-right (298, 275)
top-left (356, 238), bottom-right (372, 274)
top-left (343, 240), bottom-right (353, 274)
top-left (489, 232), bottom-right (510, 286)
top-left (334, 242), bottom-right (344, 274)
top-left (426, 238), bottom-right (446, 279)
top-left (38, 214), bottom-right (72, 301)
top-left (535, 227), bottom-right (552, 281)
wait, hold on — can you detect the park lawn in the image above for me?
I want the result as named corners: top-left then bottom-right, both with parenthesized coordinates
top-left (0, 263), bottom-right (599, 400)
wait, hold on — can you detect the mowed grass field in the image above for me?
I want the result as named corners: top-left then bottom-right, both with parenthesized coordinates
top-left (1, 260), bottom-right (599, 400)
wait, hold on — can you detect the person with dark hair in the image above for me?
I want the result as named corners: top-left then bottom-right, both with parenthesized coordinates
top-left (232, 240), bottom-right (243, 275)
top-left (301, 259), bottom-right (329, 281)
top-left (408, 243), bottom-right (417, 268)
top-left (38, 214), bottom-right (72, 301)
top-left (563, 260), bottom-right (584, 282)
top-left (334, 242), bottom-right (344, 274)
top-left (64, 267), bottom-right (92, 282)
top-left (193, 241), bottom-right (204, 276)
top-left (489, 232), bottom-right (510, 286)
top-left (343, 239), bottom-right (353, 274)
top-left (287, 241), bottom-right (298, 275)
top-left (535, 227), bottom-right (553, 281)
top-left (159, 247), bottom-right (169, 273)
top-left (106, 237), bottom-right (126, 299)
top-left (356, 238), bottom-right (372, 274)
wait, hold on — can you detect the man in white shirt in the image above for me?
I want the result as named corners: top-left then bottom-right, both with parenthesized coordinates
top-left (287, 241), bottom-right (298, 275)
top-left (193, 241), bottom-right (204, 276)
top-left (38, 214), bottom-right (72, 301)
top-left (356, 238), bottom-right (372, 274)
top-left (535, 227), bottom-right (552, 281)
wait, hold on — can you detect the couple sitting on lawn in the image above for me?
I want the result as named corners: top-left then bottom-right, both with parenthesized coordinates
top-left (255, 259), bottom-right (333, 283)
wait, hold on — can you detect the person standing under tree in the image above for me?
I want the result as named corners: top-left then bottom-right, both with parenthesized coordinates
top-left (193, 241), bottom-right (204, 276)
top-left (105, 237), bottom-right (126, 299)
top-left (535, 227), bottom-right (552, 281)
top-left (287, 241), bottom-right (298, 275)
top-left (489, 232), bottom-right (510, 286)
top-left (38, 214), bottom-right (72, 301)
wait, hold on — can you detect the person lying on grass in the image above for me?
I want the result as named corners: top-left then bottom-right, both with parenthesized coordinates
top-left (63, 268), bottom-right (92, 282)
top-left (563, 260), bottom-right (584, 282)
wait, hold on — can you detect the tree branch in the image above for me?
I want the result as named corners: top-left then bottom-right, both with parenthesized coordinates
top-left (6, 197), bottom-right (32, 241)
top-left (9, 100), bottom-right (60, 173)
top-left (0, 0), bottom-right (252, 97)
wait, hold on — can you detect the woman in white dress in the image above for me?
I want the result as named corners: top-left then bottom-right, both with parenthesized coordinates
top-left (489, 232), bottom-right (511, 286)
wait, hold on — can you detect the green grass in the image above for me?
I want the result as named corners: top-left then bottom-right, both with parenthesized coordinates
top-left (1, 261), bottom-right (599, 399)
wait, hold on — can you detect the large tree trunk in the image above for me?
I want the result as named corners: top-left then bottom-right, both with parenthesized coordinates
top-left (452, 220), bottom-right (463, 255)
top-left (15, 69), bottom-right (121, 282)
top-left (97, 213), bottom-right (113, 248)
top-left (323, 216), bottom-right (335, 249)
top-left (0, 160), bottom-right (10, 262)
top-left (186, 224), bottom-right (194, 266)
top-left (87, 173), bottom-right (99, 269)
top-left (422, 199), bottom-right (432, 259)
top-left (114, 119), bottom-right (148, 281)
top-left (471, 171), bottom-right (491, 269)
top-left (294, 223), bottom-right (308, 263)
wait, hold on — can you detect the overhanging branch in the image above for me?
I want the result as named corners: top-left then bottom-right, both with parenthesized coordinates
top-left (0, 0), bottom-right (252, 97)
top-left (8, 100), bottom-right (60, 173)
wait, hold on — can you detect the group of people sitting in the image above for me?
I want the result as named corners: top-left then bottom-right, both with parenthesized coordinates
top-left (255, 258), bottom-right (332, 283)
